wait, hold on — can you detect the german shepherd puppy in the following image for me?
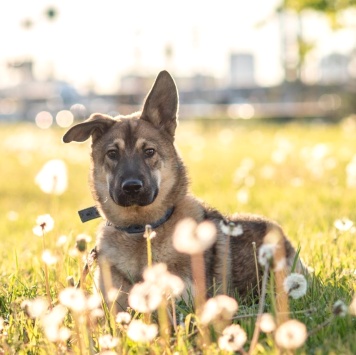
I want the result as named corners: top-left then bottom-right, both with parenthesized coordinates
top-left (63, 71), bottom-right (301, 309)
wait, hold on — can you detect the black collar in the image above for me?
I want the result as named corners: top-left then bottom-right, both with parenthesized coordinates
top-left (78, 205), bottom-right (175, 234)
top-left (110, 206), bottom-right (175, 234)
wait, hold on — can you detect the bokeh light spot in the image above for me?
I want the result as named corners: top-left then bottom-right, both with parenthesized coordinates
top-left (56, 110), bottom-right (74, 127)
top-left (35, 111), bottom-right (53, 129)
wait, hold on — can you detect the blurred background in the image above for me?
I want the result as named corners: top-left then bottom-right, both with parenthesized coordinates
top-left (1, 0), bottom-right (356, 125)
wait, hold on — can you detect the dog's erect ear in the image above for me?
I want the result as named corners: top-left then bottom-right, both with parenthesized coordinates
top-left (141, 70), bottom-right (178, 138)
top-left (62, 113), bottom-right (115, 143)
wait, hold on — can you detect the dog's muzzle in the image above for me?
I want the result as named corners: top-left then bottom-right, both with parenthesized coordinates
top-left (110, 177), bottom-right (158, 207)
top-left (121, 179), bottom-right (144, 195)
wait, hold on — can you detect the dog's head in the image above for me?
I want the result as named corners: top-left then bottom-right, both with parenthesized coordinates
top-left (63, 71), bottom-right (187, 223)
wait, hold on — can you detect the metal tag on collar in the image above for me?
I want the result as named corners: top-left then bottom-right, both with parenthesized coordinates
top-left (78, 206), bottom-right (101, 223)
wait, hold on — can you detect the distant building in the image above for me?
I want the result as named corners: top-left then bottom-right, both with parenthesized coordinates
top-left (319, 53), bottom-right (349, 84)
top-left (229, 53), bottom-right (256, 88)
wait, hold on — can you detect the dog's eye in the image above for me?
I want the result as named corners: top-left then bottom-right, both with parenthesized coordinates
top-left (144, 148), bottom-right (155, 158)
top-left (106, 150), bottom-right (119, 160)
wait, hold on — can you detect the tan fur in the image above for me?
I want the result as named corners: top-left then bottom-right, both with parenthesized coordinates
top-left (63, 71), bottom-right (302, 311)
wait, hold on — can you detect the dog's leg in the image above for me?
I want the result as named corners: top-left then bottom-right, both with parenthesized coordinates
top-left (94, 262), bottom-right (132, 312)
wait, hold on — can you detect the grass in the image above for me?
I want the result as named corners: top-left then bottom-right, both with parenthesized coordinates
top-left (0, 119), bottom-right (356, 354)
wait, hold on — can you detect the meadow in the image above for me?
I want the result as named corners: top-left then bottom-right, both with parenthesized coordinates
top-left (0, 118), bottom-right (355, 354)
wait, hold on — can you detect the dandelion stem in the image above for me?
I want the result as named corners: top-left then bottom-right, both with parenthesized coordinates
top-left (191, 252), bottom-right (210, 347)
top-left (145, 225), bottom-right (153, 268)
top-left (74, 314), bottom-right (85, 355)
top-left (274, 237), bottom-right (289, 325)
top-left (41, 230), bottom-right (52, 309)
top-left (252, 241), bottom-right (261, 298)
top-left (191, 253), bottom-right (206, 313)
top-left (158, 297), bottom-right (170, 345)
top-left (222, 233), bottom-right (231, 295)
top-left (171, 296), bottom-right (178, 334)
top-left (249, 262), bottom-right (270, 354)
top-left (147, 237), bottom-right (152, 268)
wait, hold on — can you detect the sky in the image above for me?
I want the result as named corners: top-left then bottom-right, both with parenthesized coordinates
top-left (0, 0), bottom-right (355, 93)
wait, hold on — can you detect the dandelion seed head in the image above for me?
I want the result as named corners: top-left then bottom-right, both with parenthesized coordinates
top-left (275, 319), bottom-right (307, 350)
top-left (35, 159), bottom-right (68, 195)
top-left (41, 305), bottom-right (68, 342)
top-left (7, 210), bottom-right (19, 221)
top-left (128, 282), bottom-right (162, 313)
top-left (220, 220), bottom-right (243, 237)
top-left (143, 263), bottom-right (185, 297)
top-left (236, 187), bottom-right (249, 204)
top-left (107, 288), bottom-right (120, 303)
top-left (143, 263), bottom-right (168, 283)
top-left (99, 334), bottom-right (120, 349)
top-left (87, 294), bottom-right (102, 310)
top-left (59, 287), bottom-right (87, 313)
top-left (332, 300), bottom-right (348, 317)
top-left (90, 308), bottom-right (105, 319)
top-left (334, 218), bottom-right (354, 232)
top-left (218, 324), bottom-right (247, 352)
top-left (42, 249), bottom-right (58, 265)
top-left (33, 214), bottom-right (54, 236)
top-left (21, 297), bottom-right (49, 319)
top-left (68, 248), bottom-right (80, 258)
top-left (258, 244), bottom-right (275, 268)
top-left (56, 235), bottom-right (68, 247)
top-left (260, 313), bottom-right (276, 333)
top-left (126, 319), bottom-right (158, 342)
top-left (116, 312), bottom-right (132, 324)
top-left (173, 218), bottom-right (216, 255)
top-left (200, 295), bottom-right (238, 325)
top-left (283, 273), bottom-right (307, 299)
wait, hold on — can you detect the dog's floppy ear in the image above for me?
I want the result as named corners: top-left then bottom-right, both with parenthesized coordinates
top-left (141, 70), bottom-right (178, 138)
top-left (62, 113), bottom-right (115, 143)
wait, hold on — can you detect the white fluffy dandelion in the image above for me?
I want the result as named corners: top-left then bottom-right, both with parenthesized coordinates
top-left (128, 282), bottom-right (163, 313)
top-left (41, 305), bottom-right (69, 342)
top-left (173, 218), bottom-right (216, 255)
top-left (32, 214), bottom-right (54, 236)
top-left (200, 295), bottom-right (238, 325)
top-left (42, 249), bottom-right (58, 265)
top-left (21, 297), bottom-right (49, 319)
top-left (332, 300), bottom-right (348, 317)
top-left (126, 320), bottom-right (158, 342)
top-left (275, 319), bottom-right (307, 350)
top-left (258, 244), bottom-right (276, 268)
top-left (143, 263), bottom-right (185, 298)
top-left (260, 313), bottom-right (276, 333)
top-left (35, 159), bottom-right (68, 195)
top-left (99, 334), bottom-right (120, 349)
top-left (59, 287), bottom-right (87, 313)
top-left (116, 312), bottom-right (132, 324)
top-left (283, 273), bottom-right (307, 299)
top-left (334, 218), bottom-right (354, 232)
top-left (220, 220), bottom-right (243, 237)
top-left (218, 324), bottom-right (247, 352)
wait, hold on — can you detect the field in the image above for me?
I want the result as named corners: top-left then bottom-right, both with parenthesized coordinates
top-left (0, 119), bottom-right (355, 354)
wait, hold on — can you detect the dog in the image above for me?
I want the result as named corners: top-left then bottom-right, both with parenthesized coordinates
top-left (63, 71), bottom-right (302, 310)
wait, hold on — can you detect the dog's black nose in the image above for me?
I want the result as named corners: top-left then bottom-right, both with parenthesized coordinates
top-left (122, 179), bottom-right (144, 195)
